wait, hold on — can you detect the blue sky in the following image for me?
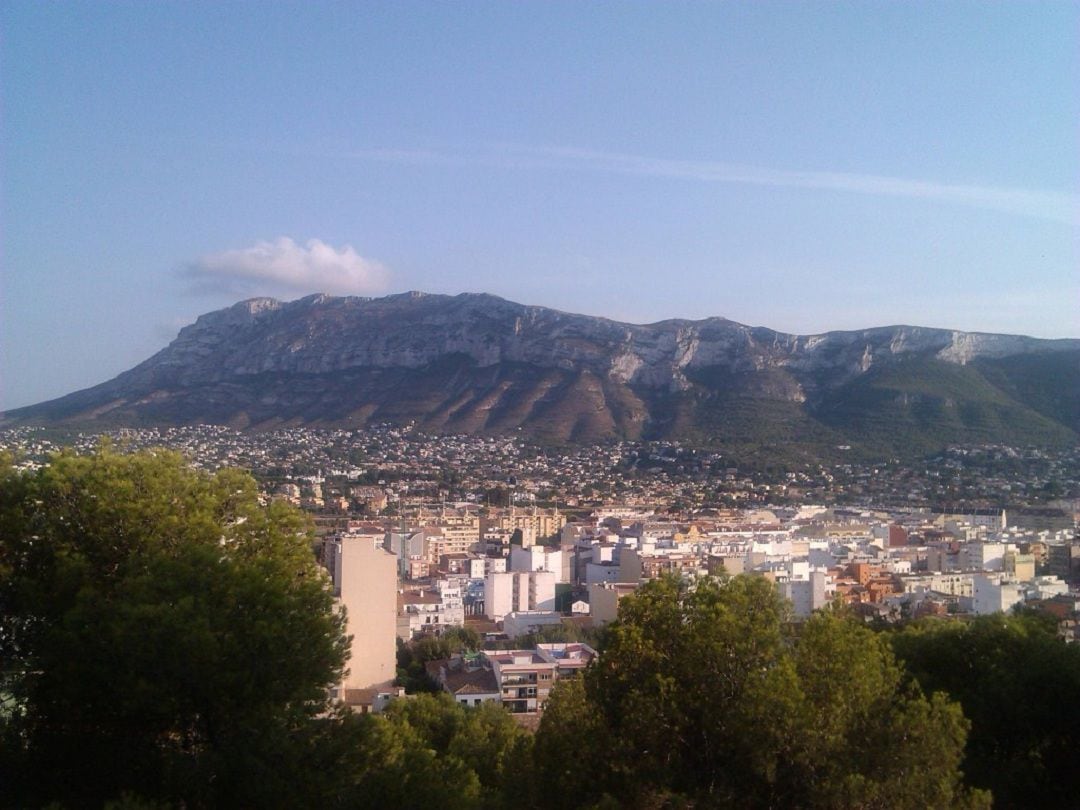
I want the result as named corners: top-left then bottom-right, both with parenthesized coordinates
top-left (2, 1), bottom-right (1077, 410)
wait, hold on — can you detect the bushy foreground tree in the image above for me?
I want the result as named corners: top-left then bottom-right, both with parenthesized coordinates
top-left (892, 611), bottom-right (1080, 809)
top-left (0, 449), bottom-right (536, 809)
top-left (535, 575), bottom-right (989, 809)
top-left (0, 448), bottom-right (350, 807)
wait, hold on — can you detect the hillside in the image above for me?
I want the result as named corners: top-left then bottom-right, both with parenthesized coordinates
top-left (4, 292), bottom-right (1078, 458)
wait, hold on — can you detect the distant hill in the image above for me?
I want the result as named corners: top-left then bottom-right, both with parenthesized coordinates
top-left (4, 292), bottom-right (1078, 459)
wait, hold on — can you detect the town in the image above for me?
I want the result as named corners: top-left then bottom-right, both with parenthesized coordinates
top-left (4, 424), bottom-right (1078, 717)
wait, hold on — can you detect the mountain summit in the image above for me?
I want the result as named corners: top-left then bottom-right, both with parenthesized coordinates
top-left (6, 292), bottom-right (1079, 457)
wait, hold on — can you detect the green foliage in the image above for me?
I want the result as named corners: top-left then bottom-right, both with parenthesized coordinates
top-left (487, 620), bottom-right (605, 650)
top-left (973, 350), bottom-right (1080, 433)
top-left (376, 694), bottom-right (532, 810)
top-left (396, 626), bottom-right (483, 693)
top-left (814, 358), bottom-right (1076, 457)
top-left (677, 387), bottom-right (847, 463)
top-left (789, 612), bottom-right (983, 809)
top-left (0, 448), bottom-right (349, 808)
top-left (892, 613), bottom-right (1080, 809)
top-left (442, 625), bottom-right (483, 650)
top-left (532, 677), bottom-right (611, 809)
top-left (536, 575), bottom-right (987, 809)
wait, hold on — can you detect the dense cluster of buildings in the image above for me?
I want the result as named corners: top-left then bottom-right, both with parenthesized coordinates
top-left (317, 497), bottom-right (1079, 712)
top-left (3, 425), bottom-right (1077, 715)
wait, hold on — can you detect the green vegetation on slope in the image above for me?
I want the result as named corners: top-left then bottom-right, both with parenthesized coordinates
top-left (813, 358), bottom-right (1076, 456)
top-left (973, 350), bottom-right (1080, 434)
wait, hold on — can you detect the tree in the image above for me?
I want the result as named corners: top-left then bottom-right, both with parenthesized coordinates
top-left (892, 612), bottom-right (1080, 809)
top-left (788, 611), bottom-right (982, 809)
top-left (374, 693), bottom-right (532, 810)
top-left (396, 627), bottom-right (483, 693)
top-left (537, 575), bottom-right (987, 808)
top-left (0, 448), bottom-right (349, 808)
top-left (532, 677), bottom-right (612, 809)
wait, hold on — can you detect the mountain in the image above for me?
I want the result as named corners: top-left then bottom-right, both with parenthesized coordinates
top-left (5, 292), bottom-right (1079, 459)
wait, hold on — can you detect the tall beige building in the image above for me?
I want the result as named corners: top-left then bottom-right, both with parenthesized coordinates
top-left (326, 532), bottom-right (399, 695)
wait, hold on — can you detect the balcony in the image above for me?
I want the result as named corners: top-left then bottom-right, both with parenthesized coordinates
top-left (500, 674), bottom-right (537, 686)
top-left (502, 698), bottom-right (537, 714)
top-left (502, 686), bottom-right (538, 699)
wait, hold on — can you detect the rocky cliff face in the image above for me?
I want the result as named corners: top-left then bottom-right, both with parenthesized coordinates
top-left (6, 292), bottom-right (1079, 455)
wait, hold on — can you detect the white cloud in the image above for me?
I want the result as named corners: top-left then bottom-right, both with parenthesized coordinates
top-left (183, 237), bottom-right (390, 298)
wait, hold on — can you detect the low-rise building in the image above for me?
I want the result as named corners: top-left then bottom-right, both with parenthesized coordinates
top-left (536, 642), bottom-right (599, 678)
top-left (426, 653), bottom-right (501, 708)
top-left (486, 650), bottom-right (558, 714)
top-left (398, 579), bottom-right (465, 639)
top-left (973, 574), bottom-right (1025, 615)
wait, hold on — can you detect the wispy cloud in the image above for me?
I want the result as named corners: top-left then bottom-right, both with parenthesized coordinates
top-left (182, 237), bottom-right (390, 298)
top-left (346, 143), bottom-right (1079, 225)
top-left (535, 146), bottom-right (1080, 225)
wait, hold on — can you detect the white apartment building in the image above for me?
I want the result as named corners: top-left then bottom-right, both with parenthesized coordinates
top-left (1026, 576), bottom-right (1069, 600)
top-left (973, 574), bottom-right (1025, 615)
top-left (585, 560), bottom-right (621, 584)
top-left (900, 572), bottom-right (975, 598)
top-left (484, 570), bottom-right (556, 621)
top-left (509, 544), bottom-right (566, 582)
top-left (780, 570), bottom-right (830, 617)
top-left (960, 542), bottom-right (1012, 572)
